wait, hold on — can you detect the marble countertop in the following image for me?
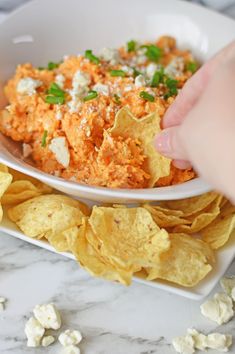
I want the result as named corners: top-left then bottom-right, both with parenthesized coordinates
top-left (0, 1), bottom-right (235, 354)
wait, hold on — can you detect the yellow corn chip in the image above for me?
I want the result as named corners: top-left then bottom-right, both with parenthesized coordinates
top-left (2, 180), bottom-right (52, 205)
top-left (8, 194), bottom-right (88, 239)
top-left (201, 213), bottom-right (235, 249)
top-left (0, 171), bottom-right (13, 222)
top-left (146, 233), bottom-right (214, 287)
top-left (0, 163), bottom-right (8, 173)
top-left (109, 107), bottom-right (171, 186)
top-left (162, 192), bottom-right (219, 217)
top-left (143, 204), bottom-right (190, 228)
top-left (89, 206), bottom-right (170, 269)
top-left (173, 195), bottom-right (222, 233)
top-left (70, 220), bottom-right (133, 285)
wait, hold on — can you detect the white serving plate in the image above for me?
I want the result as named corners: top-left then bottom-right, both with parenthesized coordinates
top-left (3, 0), bottom-right (235, 202)
top-left (0, 213), bottom-right (234, 301)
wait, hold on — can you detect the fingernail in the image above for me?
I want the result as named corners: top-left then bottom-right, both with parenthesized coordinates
top-left (155, 130), bottom-right (171, 154)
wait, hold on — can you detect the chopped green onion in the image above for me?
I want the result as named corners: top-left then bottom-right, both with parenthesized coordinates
top-left (85, 50), bottom-right (100, 64)
top-left (38, 66), bottom-right (45, 71)
top-left (113, 94), bottom-right (121, 104)
top-left (83, 90), bottom-right (98, 102)
top-left (41, 130), bottom-right (48, 147)
top-left (164, 77), bottom-right (178, 99)
top-left (48, 83), bottom-right (65, 97)
top-left (133, 67), bottom-right (141, 78)
top-left (186, 61), bottom-right (197, 73)
top-left (110, 70), bottom-right (126, 77)
top-left (127, 40), bottom-right (137, 52)
top-left (47, 61), bottom-right (60, 70)
top-left (45, 96), bottom-right (65, 105)
top-left (139, 91), bottom-right (155, 102)
top-left (142, 45), bottom-right (162, 62)
top-left (150, 67), bottom-right (165, 87)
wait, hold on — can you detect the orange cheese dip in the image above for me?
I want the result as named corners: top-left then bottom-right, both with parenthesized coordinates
top-left (0, 36), bottom-right (196, 188)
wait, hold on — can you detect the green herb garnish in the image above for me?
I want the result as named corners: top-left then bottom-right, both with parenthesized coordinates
top-left (45, 96), bottom-right (65, 105)
top-left (113, 94), bottom-right (121, 104)
top-left (164, 78), bottom-right (178, 99)
top-left (139, 91), bottom-right (155, 102)
top-left (110, 70), bottom-right (126, 77)
top-left (150, 67), bottom-right (165, 87)
top-left (127, 40), bottom-right (137, 52)
top-left (45, 83), bottom-right (66, 105)
top-left (142, 45), bottom-right (162, 62)
top-left (83, 90), bottom-right (98, 102)
top-left (38, 66), bottom-right (45, 71)
top-left (133, 67), bottom-right (141, 78)
top-left (186, 61), bottom-right (197, 73)
top-left (41, 130), bottom-right (48, 147)
top-left (48, 61), bottom-right (60, 70)
top-left (48, 83), bottom-right (65, 97)
top-left (85, 50), bottom-right (100, 64)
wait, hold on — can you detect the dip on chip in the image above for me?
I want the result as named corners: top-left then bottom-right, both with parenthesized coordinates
top-left (0, 36), bottom-right (197, 188)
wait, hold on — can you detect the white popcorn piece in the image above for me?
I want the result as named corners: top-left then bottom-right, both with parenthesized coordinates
top-left (220, 276), bottom-right (235, 297)
top-left (41, 335), bottom-right (55, 347)
top-left (17, 77), bottom-right (42, 95)
top-left (59, 329), bottom-right (82, 347)
top-left (172, 334), bottom-right (195, 354)
top-left (49, 137), bottom-right (70, 168)
top-left (134, 74), bottom-right (146, 88)
top-left (206, 333), bottom-right (232, 352)
top-left (200, 293), bottom-right (234, 325)
top-left (33, 303), bottom-right (61, 330)
top-left (24, 317), bottom-right (45, 347)
top-left (62, 345), bottom-right (81, 354)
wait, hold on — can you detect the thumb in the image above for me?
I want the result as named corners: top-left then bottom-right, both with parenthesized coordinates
top-left (154, 126), bottom-right (189, 161)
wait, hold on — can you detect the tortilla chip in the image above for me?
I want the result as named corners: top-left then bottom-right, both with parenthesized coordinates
top-left (173, 195), bottom-right (223, 233)
top-left (2, 180), bottom-right (52, 205)
top-left (70, 220), bottom-right (133, 285)
top-left (89, 206), bottom-right (170, 269)
top-left (146, 233), bottom-right (214, 287)
top-left (8, 194), bottom-right (88, 239)
top-left (201, 213), bottom-right (235, 249)
top-left (109, 107), bottom-right (171, 186)
top-left (0, 171), bottom-right (13, 222)
top-left (143, 204), bottom-right (190, 228)
top-left (162, 192), bottom-right (219, 217)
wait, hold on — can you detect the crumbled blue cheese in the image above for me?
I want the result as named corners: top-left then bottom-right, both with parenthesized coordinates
top-left (186, 329), bottom-right (207, 351)
top-left (93, 83), bottom-right (109, 96)
top-left (72, 70), bottom-right (90, 90)
top-left (22, 143), bottom-right (33, 158)
top-left (206, 333), bottom-right (232, 352)
top-left (145, 63), bottom-right (162, 78)
top-left (200, 293), bottom-right (234, 325)
top-left (48, 137), bottom-right (70, 168)
top-left (59, 329), bottom-right (82, 347)
top-left (121, 65), bottom-right (134, 76)
top-left (24, 317), bottom-right (45, 347)
top-left (172, 334), bottom-right (195, 354)
top-left (100, 47), bottom-right (120, 65)
top-left (165, 57), bottom-right (184, 78)
top-left (41, 335), bottom-right (55, 347)
top-left (17, 77), bottom-right (42, 95)
top-left (220, 276), bottom-right (235, 297)
top-left (55, 74), bottom-right (65, 89)
top-left (134, 74), bottom-right (146, 88)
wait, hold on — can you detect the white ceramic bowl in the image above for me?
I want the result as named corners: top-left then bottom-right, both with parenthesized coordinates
top-left (0, 0), bottom-right (234, 203)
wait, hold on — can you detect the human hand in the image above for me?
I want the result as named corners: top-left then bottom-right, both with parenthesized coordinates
top-left (155, 40), bottom-right (235, 202)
